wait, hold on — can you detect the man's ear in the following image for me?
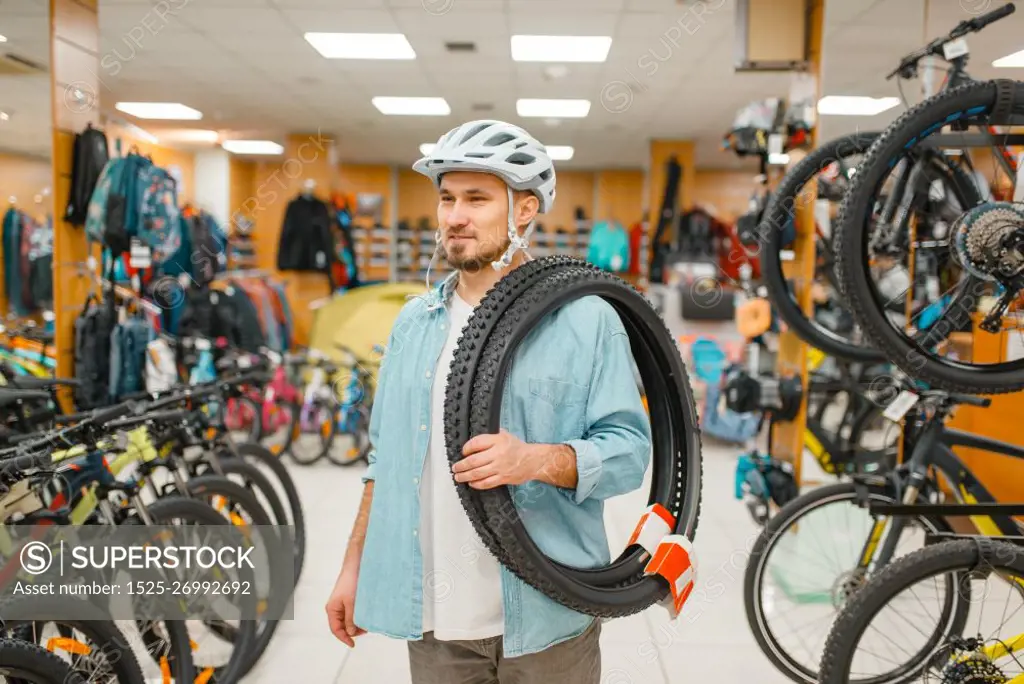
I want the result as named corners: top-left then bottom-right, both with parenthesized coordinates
top-left (514, 191), bottom-right (540, 232)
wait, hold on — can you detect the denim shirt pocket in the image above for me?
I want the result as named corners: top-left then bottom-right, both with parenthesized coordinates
top-left (525, 377), bottom-right (589, 444)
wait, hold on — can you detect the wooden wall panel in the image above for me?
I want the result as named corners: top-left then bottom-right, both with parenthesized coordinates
top-left (51, 0), bottom-right (99, 387)
top-left (692, 170), bottom-right (757, 223)
top-left (228, 158), bottom-right (256, 223)
top-left (396, 169), bottom-right (437, 226)
top-left (594, 169), bottom-right (644, 227)
top-left (544, 170), bottom-right (594, 232)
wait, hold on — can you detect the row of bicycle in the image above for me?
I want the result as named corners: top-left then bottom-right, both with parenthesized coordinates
top-left (0, 338), bottom-right (334, 683)
top-left (734, 4), bottom-right (1024, 683)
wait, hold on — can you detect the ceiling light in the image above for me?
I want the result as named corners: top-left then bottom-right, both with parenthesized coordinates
top-left (125, 124), bottom-right (158, 144)
top-left (222, 140), bottom-right (284, 155)
top-left (546, 146), bottom-right (574, 161)
top-left (511, 35), bottom-right (612, 62)
top-left (517, 98), bottom-right (591, 118)
top-left (420, 143), bottom-right (436, 156)
top-left (0, 112), bottom-right (9, 122)
top-left (304, 33), bottom-right (415, 60)
top-left (817, 96), bottom-right (900, 116)
top-left (0, 35), bottom-right (7, 43)
top-left (372, 96), bottom-right (450, 116)
top-left (115, 102), bottom-right (202, 120)
top-left (993, 48), bottom-right (1024, 67)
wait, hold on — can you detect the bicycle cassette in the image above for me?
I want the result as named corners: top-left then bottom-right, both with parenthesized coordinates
top-left (951, 201), bottom-right (1024, 282)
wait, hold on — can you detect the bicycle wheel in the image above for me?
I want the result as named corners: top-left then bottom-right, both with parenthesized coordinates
top-left (761, 132), bottom-right (887, 363)
top-left (227, 441), bottom-right (307, 582)
top-left (0, 638), bottom-right (86, 683)
top-left (138, 494), bottom-right (256, 684)
top-left (818, 538), bottom-right (1024, 684)
top-left (183, 476), bottom-right (289, 677)
top-left (743, 481), bottom-right (951, 684)
top-left (326, 404), bottom-right (370, 467)
top-left (835, 80), bottom-right (1024, 394)
top-left (288, 398), bottom-right (331, 466)
top-left (1, 595), bottom-right (145, 684)
top-left (445, 259), bottom-right (702, 618)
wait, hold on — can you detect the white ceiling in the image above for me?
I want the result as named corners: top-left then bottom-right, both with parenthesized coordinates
top-left (2, 0), bottom-right (1023, 169)
top-left (0, 0), bottom-right (52, 160)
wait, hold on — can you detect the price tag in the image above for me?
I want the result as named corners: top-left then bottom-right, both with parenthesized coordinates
top-left (129, 239), bottom-right (152, 269)
top-left (942, 38), bottom-right (969, 60)
top-left (237, 356), bottom-right (253, 369)
top-left (267, 350), bottom-right (282, 366)
top-left (883, 390), bottom-right (920, 422)
top-left (195, 338), bottom-right (211, 351)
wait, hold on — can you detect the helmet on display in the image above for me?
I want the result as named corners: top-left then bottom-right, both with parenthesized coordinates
top-left (412, 120), bottom-right (557, 271)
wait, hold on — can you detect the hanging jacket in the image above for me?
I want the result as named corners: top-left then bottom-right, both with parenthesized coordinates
top-left (64, 124), bottom-right (110, 227)
top-left (276, 194), bottom-right (336, 280)
top-left (218, 286), bottom-right (266, 353)
top-left (177, 287), bottom-right (243, 347)
top-left (109, 314), bottom-right (154, 402)
top-left (587, 220), bottom-right (630, 272)
top-left (3, 209), bottom-right (23, 314)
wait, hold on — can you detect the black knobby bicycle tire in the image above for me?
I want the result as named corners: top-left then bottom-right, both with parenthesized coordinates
top-left (0, 638), bottom-right (87, 683)
top-left (442, 255), bottom-right (605, 568)
top-left (742, 481), bottom-right (952, 684)
top-left (818, 539), bottom-right (1017, 684)
top-left (760, 131), bottom-right (887, 363)
top-left (230, 441), bottom-right (307, 582)
top-left (445, 261), bottom-right (702, 618)
top-left (1, 595), bottom-right (146, 684)
top-left (834, 80), bottom-right (1024, 393)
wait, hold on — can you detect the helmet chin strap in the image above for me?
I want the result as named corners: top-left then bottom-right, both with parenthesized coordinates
top-left (493, 187), bottom-right (534, 270)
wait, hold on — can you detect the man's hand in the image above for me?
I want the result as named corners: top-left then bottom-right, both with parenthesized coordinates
top-left (326, 565), bottom-right (365, 648)
top-left (453, 430), bottom-right (578, 490)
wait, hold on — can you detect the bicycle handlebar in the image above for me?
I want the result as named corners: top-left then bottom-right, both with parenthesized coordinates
top-left (887, 2), bottom-right (1015, 79)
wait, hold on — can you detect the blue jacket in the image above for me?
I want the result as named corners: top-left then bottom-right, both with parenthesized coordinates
top-left (354, 270), bottom-right (653, 657)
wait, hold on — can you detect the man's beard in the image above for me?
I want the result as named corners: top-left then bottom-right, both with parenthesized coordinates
top-left (440, 235), bottom-right (511, 273)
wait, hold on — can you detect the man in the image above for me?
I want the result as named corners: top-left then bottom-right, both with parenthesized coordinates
top-left (325, 120), bottom-right (652, 683)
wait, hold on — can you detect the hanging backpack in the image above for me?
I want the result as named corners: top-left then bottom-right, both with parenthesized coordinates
top-left (73, 297), bottom-right (117, 409)
top-left (109, 315), bottom-right (154, 401)
top-left (64, 124), bottom-right (110, 227)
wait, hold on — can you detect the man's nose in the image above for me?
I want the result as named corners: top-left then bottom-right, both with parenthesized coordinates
top-left (446, 205), bottom-right (470, 227)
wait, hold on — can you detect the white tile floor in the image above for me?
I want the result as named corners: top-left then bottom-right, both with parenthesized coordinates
top-left (243, 440), bottom-right (796, 684)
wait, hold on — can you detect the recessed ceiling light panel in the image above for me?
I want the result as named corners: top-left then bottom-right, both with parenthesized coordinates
top-left (222, 140), bottom-right (284, 155)
top-left (516, 98), bottom-right (591, 118)
top-left (372, 96), bottom-right (450, 115)
top-left (305, 33), bottom-right (416, 60)
top-left (115, 102), bottom-right (203, 120)
top-left (511, 35), bottom-right (612, 62)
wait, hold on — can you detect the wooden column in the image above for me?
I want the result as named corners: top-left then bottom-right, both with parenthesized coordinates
top-left (50, 0), bottom-right (100, 389)
top-left (594, 170), bottom-right (644, 227)
top-left (768, 0), bottom-right (824, 480)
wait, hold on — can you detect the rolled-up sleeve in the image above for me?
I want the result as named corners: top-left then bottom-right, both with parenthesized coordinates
top-left (563, 326), bottom-right (652, 504)
top-left (361, 324), bottom-right (401, 484)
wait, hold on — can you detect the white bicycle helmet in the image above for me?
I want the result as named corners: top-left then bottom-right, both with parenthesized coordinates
top-left (412, 120), bottom-right (557, 271)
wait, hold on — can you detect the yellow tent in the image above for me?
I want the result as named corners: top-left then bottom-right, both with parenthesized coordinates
top-left (308, 283), bottom-right (426, 372)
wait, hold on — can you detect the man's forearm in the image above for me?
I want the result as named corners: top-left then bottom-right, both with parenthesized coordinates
top-left (527, 443), bottom-right (578, 489)
top-left (342, 482), bottom-right (374, 570)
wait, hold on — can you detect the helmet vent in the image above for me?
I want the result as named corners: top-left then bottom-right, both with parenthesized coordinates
top-left (464, 151), bottom-right (493, 159)
top-left (485, 132), bottom-right (516, 146)
top-left (460, 123), bottom-right (491, 144)
top-left (506, 152), bottom-right (535, 166)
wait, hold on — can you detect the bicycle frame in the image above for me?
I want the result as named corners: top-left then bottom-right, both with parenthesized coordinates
top-left (855, 415), bottom-right (1024, 574)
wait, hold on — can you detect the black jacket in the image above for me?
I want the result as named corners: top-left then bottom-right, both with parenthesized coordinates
top-left (64, 124), bottom-right (110, 226)
top-left (276, 195), bottom-right (336, 276)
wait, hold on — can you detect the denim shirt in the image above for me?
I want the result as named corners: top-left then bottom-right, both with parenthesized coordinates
top-left (353, 271), bottom-right (653, 657)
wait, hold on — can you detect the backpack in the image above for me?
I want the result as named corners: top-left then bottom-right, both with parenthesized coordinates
top-left (109, 315), bottom-right (154, 401)
top-left (85, 153), bottom-right (181, 263)
top-left (73, 297), bottom-right (117, 409)
top-left (64, 124), bottom-right (110, 227)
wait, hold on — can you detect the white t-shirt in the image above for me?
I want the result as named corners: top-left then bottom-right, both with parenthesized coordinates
top-left (419, 293), bottom-right (505, 640)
